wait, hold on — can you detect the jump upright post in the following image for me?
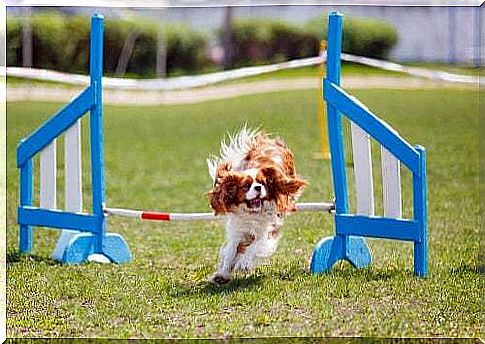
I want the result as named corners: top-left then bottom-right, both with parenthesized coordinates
top-left (17, 14), bottom-right (131, 264)
top-left (309, 12), bottom-right (427, 277)
top-left (17, 13), bottom-right (427, 277)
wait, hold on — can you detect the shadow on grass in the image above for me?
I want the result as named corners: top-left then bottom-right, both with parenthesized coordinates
top-left (177, 274), bottom-right (266, 297)
top-left (322, 262), bottom-right (414, 281)
top-left (6, 250), bottom-right (60, 266)
top-left (449, 263), bottom-right (479, 276)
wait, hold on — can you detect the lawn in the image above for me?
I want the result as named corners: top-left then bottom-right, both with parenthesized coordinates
top-left (6, 87), bottom-right (481, 338)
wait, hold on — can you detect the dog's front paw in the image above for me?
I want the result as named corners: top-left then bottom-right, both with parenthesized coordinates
top-left (211, 273), bottom-right (231, 285)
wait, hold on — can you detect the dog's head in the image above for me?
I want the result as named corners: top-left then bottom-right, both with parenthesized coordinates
top-left (208, 162), bottom-right (307, 215)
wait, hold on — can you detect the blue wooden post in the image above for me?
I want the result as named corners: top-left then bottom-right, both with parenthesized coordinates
top-left (326, 12), bottom-right (349, 262)
top-left (326, 12), bottom-right (348, 216)
top-left (89, 14), bottom-right (106, 254)
top-left (310, 11), bottom-right (372, 274)
top-left (19, 157), bottom-right (33, 253)
top-left (413, 145), bottom-right (428, 277)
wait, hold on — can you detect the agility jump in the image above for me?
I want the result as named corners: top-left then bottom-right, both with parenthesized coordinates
top-left (16, 12), bottom-right (428, 277)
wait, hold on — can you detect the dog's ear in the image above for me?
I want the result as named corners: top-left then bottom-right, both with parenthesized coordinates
top-left (261, 166), bottom-right (307, 212)
top-left (279, 176), bottom-right (308, 195)
top-left (208, 169), bottom-right (242, 215)
top-left (260, 166), bottom-right (280, 197)
top-left (263, 166), bottom-right (307, 195)
top-left (214, 162), bottom-right (232, 185)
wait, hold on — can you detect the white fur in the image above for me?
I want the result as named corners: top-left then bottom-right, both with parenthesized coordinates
top-left (244, 168), bottom-right (266, 200)
top-left (207, 125), bottom-right (260, 182)
top-left (214, 201), bottom-right (283, 281)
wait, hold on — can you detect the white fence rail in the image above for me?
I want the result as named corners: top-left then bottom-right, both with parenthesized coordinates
top-left (3, 52), bottom-right (477, 91)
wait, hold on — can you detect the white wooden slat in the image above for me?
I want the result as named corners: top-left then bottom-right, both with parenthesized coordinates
top-left (39, 140), bottom-right (56, 209)
top-left (350, 121), bottom-right (374, 215)
top-left (64, 120), bottom-right (83, 212)
top-left (381, 146), bottom-right (402, 218)
top-left (52, 120), bottom-right (82, 261)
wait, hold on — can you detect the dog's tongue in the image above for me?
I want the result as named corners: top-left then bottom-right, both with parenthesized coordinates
top-left (249, 198), bottom-right (262, 208)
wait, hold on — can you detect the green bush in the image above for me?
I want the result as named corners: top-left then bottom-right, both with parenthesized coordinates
top-left (220, 19), bottom-right (320, 67)
top-left (6, 13), bottom-right (210, 76)
top-left (165, 24), bottom-right (209, 74)
top-left (6, 17), bottom-right (21, 67)
top-left (305, 14), bottom-right (398, 59)
top-left (6, 12), bottom-right (398, 76)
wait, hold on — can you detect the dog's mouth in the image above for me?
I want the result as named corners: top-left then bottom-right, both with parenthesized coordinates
top-left (246, 197), bottom-right (263, 209)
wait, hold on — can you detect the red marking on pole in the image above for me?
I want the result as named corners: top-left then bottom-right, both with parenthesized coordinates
top-left (141, 212), bottom-right (170, 221)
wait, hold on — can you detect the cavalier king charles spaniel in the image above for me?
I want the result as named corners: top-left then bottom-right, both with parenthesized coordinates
top-left (207, 127), bottom-right (307, 284)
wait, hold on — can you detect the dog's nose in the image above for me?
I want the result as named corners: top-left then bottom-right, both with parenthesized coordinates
top-left (254, 185), bottom-right (261, 192)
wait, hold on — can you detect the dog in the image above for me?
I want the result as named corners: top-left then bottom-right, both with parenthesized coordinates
top-left (207, 127), bottom-right (307, 284)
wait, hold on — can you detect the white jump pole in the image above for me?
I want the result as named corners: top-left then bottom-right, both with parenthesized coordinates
top-left (104, 202), bottom-right (334, 222)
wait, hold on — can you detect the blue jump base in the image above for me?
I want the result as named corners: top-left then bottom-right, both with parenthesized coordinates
top-left (17, 12), bottom-right (427, 275)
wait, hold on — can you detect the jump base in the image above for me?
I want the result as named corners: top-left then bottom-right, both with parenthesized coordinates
top-left (310, 235), bottom-right (372, 273)
top-left (55, 232), bottom-right (131, 264)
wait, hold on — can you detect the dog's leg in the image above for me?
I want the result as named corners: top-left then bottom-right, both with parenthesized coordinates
top-left (256, 225), bottom-right (282, 258)
top-left (233, 234), bottom-right (265, 272)
top-left (234, 224), bottom-right (282, 272)
top-left (211, 235), bottom-right (240, 285)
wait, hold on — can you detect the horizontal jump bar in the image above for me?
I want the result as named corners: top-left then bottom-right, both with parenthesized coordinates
top-left (18, 206), bottom-right (101, 233)
top-left (104, 202), bottom-right (334, 222)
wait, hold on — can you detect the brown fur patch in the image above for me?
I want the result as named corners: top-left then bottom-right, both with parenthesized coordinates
top-left (267, 228), bottom-right (280, 239)
top-left (260, 166), bottom-right (308, 214)
top-left (236, 233), bottom-right (256, 254)
top-left (208, 164), bottom-right (253, 215)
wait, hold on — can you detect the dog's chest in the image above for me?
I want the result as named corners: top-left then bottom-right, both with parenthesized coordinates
top-left (226, 210), bottom-right (280, 237)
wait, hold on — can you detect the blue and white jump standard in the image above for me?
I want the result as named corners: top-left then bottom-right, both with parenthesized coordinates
top-left (17, 15), bottom-right (131, 264)
top-left (17, 13), bottom-right (427, 276)
top-left (309, 12), bottom-right (428, 277)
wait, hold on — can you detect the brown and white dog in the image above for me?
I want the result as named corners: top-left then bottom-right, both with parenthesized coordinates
top-left (207, 127), bottom-right (307, 284)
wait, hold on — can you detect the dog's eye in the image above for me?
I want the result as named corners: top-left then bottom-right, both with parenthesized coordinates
top-left (243, 182), bottom-right (251, 192)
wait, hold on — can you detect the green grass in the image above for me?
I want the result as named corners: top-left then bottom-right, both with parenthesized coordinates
top-left (6, 88), bottom-right (480, 338)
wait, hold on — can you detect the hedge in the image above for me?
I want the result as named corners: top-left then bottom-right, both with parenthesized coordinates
top-left (305, 14), bottom-right (398, 59)
top-left (218, 19), bottom-right (320, 68)
top-left (7, 12), bottom-right (399, 76)
top-left (218, 16), bottom-right (397, 68)
top-left (7, 12), bottom-right (210, 76)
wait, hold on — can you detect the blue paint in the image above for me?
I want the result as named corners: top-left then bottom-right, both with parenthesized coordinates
top-left (413, 145), bottom-right (428, 277)
top-left (311, 236), bottom-right (371, 273)
top-left (19, 158), bottom-right (33, 253)
top-left (56, 232), bottom-right (131, 264)
top-left (89, 14), bottom-right (106, 254)
top-left (310, 237), bottom-right (338, 273)
top-left (16, 14), bottom-right (131, 265)
top-left (335, 214), bottom-right (420, 242)
top-left (310, 12), bottom-right (428, 277)
top-left (17, 87), bottom-right (93, 167)
top-left (324, 81), bottom-right (420, 174)
top-left (345, 236), bottom-right (372, 269)
top-left (18, 207), bottom-right (101, 233)
top-left (325, 12), bottom-right (348, 215)
top-left (102, 233), bottom-right (132, 264)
